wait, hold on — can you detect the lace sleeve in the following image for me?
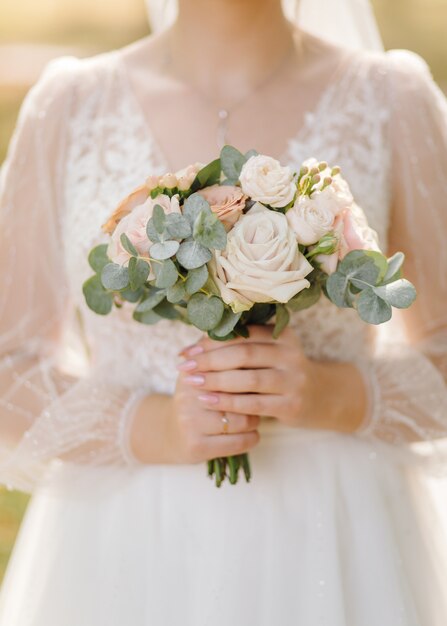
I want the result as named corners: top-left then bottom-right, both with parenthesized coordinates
top-left (0, 58), bottom-right (146, 493)
top-left (357, 50), bottom-right (447, 457)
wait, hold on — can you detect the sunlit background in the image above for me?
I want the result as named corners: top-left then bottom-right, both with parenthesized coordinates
top-left (0, 0), bottom-right (446, 583)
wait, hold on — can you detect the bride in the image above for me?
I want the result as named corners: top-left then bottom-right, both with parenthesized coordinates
top-left (0, 0), bottom-right (446, 623)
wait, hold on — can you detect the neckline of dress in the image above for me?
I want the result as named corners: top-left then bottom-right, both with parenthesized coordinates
top-left (111, 47), bottom-right (362, 173)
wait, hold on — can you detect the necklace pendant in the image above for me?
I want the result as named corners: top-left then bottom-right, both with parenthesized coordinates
top-left (217, 109), bottom-right (229, 149)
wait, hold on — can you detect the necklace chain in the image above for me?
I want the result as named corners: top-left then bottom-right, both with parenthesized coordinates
top-left (164, 33), bottom-right (299, 149)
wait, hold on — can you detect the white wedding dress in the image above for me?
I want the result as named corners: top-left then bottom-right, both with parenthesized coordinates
top-left (0, 40), bottom-right (447, 625)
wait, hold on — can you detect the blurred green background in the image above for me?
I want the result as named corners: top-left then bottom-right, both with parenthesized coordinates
top-left (0, 0), bottom-right (446, 583)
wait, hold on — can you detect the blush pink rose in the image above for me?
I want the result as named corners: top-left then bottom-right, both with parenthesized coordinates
top-left (197, 184), bottom-right (247, 230)
top-left (317, 204), bottom-right (380, 275)
top-left (107, 194), bottom-right (181, 270)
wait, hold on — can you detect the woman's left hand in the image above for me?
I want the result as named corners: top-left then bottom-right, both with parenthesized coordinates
top-left (177, 325), bottom-right (367, 433)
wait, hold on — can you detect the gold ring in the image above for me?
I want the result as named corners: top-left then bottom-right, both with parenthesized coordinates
top-left (221, 415), bottom-right (230, 435)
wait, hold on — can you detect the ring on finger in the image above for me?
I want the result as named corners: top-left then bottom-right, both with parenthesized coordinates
top-left (221, 414), bottom-right (230, 435)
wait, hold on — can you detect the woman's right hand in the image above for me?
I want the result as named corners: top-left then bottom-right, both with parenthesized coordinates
top-left (129, 374), bottom-right (260, 465)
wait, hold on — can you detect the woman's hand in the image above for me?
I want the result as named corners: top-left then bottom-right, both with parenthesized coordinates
top-left (178, 325), bottom-right (368, 433)
top-left (128, 375), bottom-right (260, 465)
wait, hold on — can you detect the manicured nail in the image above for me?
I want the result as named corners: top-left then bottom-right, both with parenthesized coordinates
top-left (198, 393), bottom-right (219, 405)
top-left (183, 375), bottom-right (205, 386)
top-left (185, 345), bottom-right (204, 357)
top-left (177, 360), bottom-right (197, 372)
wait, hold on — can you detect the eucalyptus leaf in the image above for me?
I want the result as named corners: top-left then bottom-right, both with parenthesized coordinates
top-left (120, 286), bottom-right (144, 303)
top-left (273, 304), bottom-right (290, 339)
top-left (244, 303), bottom-right (275, 325)
top-left (153, 204), bottom-right (166, 234)
top-left (166, 281), bottom-right (187, 303)
top-left (356, 287), bottom-right (392, 325)
top-left (153, 300), bottom-right (182, 320)
top-left (150, 240), bottom-right (180, 260)
top-left (193, 210), bottom-right (227, 250)
top-left (133, 309), bottom-right (163, 325)
top-left (220, 145), bottom-right (247, 181)
top-left (187, 293), bottom-right (224, 331)
top-left (183, 193), bottom-right (212, 226)
top-left (101, 263), bottom-right (130, 291)
top-left (88, 244), bottom-right (110, 274)
top-left (135, 288), bottom-right (166, 312)
top-left (372, 279), bottom-right (417, 309)
top-left (153, 258), bottom-right (178, 289)
top-left (363, 250), bottom-right (389, 282)
top-left (190, 158), bottom-right (222, 192)
top-left (211, 308), bottom-right (242, 338)
top-left (128, 257), bottom-right (150, 290)
top-left (383, 251), bottom-right (405, 284)
top-left (165, 213), bottom-right (192, 239)
top-left (120, 233), bottom-right (138, 257)
top-left (82, 275), bottom-right (113, 315)
top-left (288, 283), bottom-right (321, 312)
top-left (146, 219), bottom-right (161, 243)
top-left (245, 148), bottom-right (259, 160)
top-left (185, 265), bottom-right (209, 295)
top-left (338, 251), bottom-right (382, 285)
top-left (326, 272), bottom-right (352, 308)
top-left (177, 241), bottom-right (212, 270)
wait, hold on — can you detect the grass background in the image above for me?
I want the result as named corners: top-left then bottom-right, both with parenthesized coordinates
top-left (0, 0), bottom-right (446, 583)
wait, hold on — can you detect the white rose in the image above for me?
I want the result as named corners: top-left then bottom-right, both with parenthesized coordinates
top-left (239, 155), bottom-right (296, 208)
top-left (209, 203), bottom-right (313, 312)
top-left (286, 195), bottom-right (336, 245)
top-left (317, 175), bottom-right (354, 215)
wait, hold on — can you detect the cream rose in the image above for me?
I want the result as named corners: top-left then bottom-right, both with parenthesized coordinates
top-left (239, 155), bottom-right (296, 208)
top-left (197, 184), bottom-right (247, 230)
top-left (209, 203), bottom-right (313, 312)
top-left (107, 194), bottom-right (181, 269)
top-left (286, 195), bottom-right (336, 245)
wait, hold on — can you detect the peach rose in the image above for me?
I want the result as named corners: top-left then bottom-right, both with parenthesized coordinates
top-left (316, 204), bottom-right (380, 275)
top-left (197, 184), bottom-right (247, 230)
top-left (107, 194), bottom-right (181, 269)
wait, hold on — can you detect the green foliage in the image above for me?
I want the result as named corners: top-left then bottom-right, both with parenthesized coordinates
top-left (190, 158), bottom-right (222, 192)
top-left (187, 293), bottom-right (224, 331)
top-left (220, 145), bottom-right (247, 182)
top-left (273, 304), bottom-right (290, 339)
top-left (128, 257), bottom-right (150, 290)
top-left (326, 250), bottom-right (416, 324)
top-left (149, 240), bottom-right (180, 260)
top-left (193, 209), bottom-right (227, 250)
top-left (185, 265), bottom-right (209, 295)
top-left (88, 244), bottom-right (109, 273)
top-left (208, 308), bottom-right (242, 339)
top-left (153, 259), bottom-right (178, 289)
top-left (167, 280), bottom-right (187, 304)
top-left (288, 282), bottom-right (322, 312)
top-left (120, 233), bottom-right (138, 257)
top-left (135, 287), bottom-right (166, 312)
top-left (177, 241), bottom-right (212, 270)
top-left (82, 275), bottom-right (113, 315)
top-left (101, 262), bottom-right (130, 291)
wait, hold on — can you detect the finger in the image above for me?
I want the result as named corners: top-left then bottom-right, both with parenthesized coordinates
top-left (183, 369), bottom-right (285, 394)
top-left (199, 412), bottom-right (260, 436)
top-left (179, 325), bottom-right (280, 357)
top-left (198, 392), bottom-right (285, 418)
top-left (200, 430), bottom-right (261, 458)
top-left (179, 342), bottom-right (289, 373)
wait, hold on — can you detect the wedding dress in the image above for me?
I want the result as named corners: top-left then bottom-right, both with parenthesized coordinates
top-left (0, 37), bottom-right (446, 625)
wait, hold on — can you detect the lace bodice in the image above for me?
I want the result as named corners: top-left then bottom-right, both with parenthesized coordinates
top-left (1, 45), bottom-right (446, 491)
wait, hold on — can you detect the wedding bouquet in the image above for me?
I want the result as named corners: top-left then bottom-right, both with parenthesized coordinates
top-left (83, 145), bottom-right (416, 487)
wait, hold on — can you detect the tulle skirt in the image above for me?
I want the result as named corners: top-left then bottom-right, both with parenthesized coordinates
top-left (0, 421), bottom-right (446, 626)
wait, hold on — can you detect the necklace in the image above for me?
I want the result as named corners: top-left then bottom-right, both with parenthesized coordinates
top-left (163, 33), bottom-right (299, 149)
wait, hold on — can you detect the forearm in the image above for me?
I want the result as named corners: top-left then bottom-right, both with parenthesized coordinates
top-left (299, 360), bottom-right (367, 434)
top-left (128, 393), bottom-right (175, 464)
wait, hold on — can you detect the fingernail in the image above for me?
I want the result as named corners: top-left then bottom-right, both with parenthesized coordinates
top-left (183, 375), bottom-right (205, 386)
top-left (198, 393), bottom-right (219, 405)
top-left (177, 360), bottom-right (197, 372)
top-left (185, 345), bottom-right (204, 357)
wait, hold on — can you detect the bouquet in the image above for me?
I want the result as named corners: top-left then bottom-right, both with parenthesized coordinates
top-left (83, 145), bottom-right (416, 487)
